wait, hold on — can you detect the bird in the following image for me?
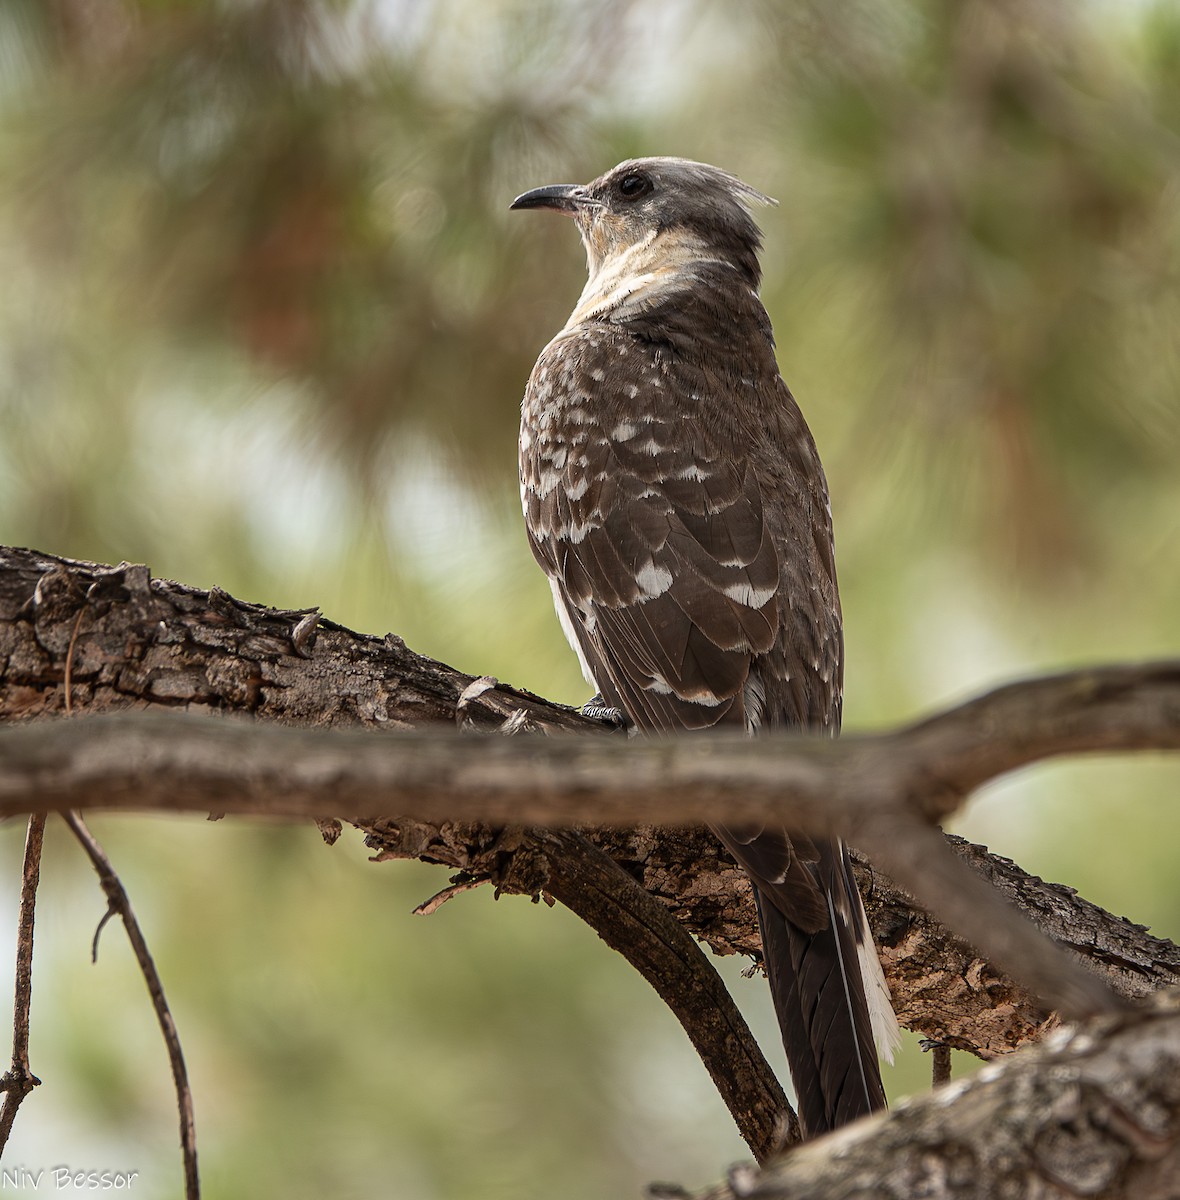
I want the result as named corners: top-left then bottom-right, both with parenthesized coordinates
top-left (510, 157), bottom-right (900, 1138)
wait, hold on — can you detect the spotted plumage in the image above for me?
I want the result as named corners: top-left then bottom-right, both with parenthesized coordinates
top-left (512, 157), bottom-right (900, 1137)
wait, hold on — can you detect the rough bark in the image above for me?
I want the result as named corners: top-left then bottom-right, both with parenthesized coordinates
top-left (0, 546), bottom-right (588, 734)
top-left (2, 545), bottom-right (1179, 1054)
top-left (696, 994), bottom-right (1180, 1200)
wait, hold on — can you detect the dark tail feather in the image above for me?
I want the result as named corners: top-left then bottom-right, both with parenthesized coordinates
top-left (754, 845), bottom-right (886, 1136)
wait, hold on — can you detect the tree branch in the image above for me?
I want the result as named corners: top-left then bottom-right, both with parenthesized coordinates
top-left (1, 547), bottom-right (795, 1157)
top-left (697, 993), bottom-right (1180, 1200)
top-left (524, 830), bottom-right (797, 1158)
top-left (61, 812), bottom-right (199, 1200)
top-left (1, 686), bottom-right (1174, 1017)
top-left (372, 820), bottom-right (1180, 1059)
top-left (0, 813), bottom-right (45, 1151)
top-left (849, 838), bottom-right (1180, 1056)
top-left (0, 675), bottom-right (1175, 832)
top-left (3, 545), bottom-right (1180, 1149)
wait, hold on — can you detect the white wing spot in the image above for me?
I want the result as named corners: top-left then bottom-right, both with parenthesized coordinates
top-left (566, 477), bottom-right (589, 502)
top-left (645, 672), bottom-right (725, 705)
top-left (636, 561), bottom-right (673, 599)
top-left (611, 421), bottom-right (637, 441)
top-left (723, 582), bottom-right (776, 608)
top-left (589, 368), bottom-right (605, 382)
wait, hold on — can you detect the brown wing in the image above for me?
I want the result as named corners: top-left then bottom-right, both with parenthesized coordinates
top-left (521, 322), bottom-right (837, 930)
top-left (522, 319), bottom-right (889, 1135)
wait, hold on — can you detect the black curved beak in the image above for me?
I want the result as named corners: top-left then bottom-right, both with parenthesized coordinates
top-left (509, 183), bottom-right (592, 214)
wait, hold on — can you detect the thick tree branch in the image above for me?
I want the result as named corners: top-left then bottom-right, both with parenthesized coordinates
top-left (0, 680), bottom-right (1175, 832)
top-left (0, 547), bottom-right (589, 734)
top-left (3, 549), bottom-right (1179, 1045)
top-left (1, 690), bottom-right (1174, 1017)
top-left (697, 993), bottom-right (1180, 1200)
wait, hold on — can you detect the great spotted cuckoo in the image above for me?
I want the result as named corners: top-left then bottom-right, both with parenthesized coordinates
top-left (511, 157), bottom-right (900, 1137)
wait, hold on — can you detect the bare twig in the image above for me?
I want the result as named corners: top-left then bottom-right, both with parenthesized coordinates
top-left (61, 812), bottom-right (199, 1200)
top-left (0, 814), bottom-right (46, 1152)
top-left (396, 831), bottom-right (796, 1158)
top-left (63, 605), bottom-right (87, 716)
top-left (412, 876), bottom-right (488, 916)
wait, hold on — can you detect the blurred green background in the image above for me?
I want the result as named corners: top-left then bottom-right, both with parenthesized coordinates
top-left (1, 0), bottom-right (1178, 1195)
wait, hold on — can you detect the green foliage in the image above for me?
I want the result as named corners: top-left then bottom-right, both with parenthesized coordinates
top-left (0, 1), bottom-right (1177, 1195)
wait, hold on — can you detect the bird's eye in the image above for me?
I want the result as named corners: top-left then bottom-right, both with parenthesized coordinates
top-left (617, 173), bottom-right (652, 200)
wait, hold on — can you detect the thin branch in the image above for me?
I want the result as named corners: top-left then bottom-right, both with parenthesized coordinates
top-left (412, 876), bottom-right (488, 915)
top-left (374, 819), bottom-right (1180, 1060)
top-left (539, 830), bottom-right (797, 1159)
top-left (902, 666), bottom-right (1180, 820)
top-left (61, 812), bottom-right (199, 1200)
top-left (63, 604), bottom-right (87, 717)
top-left (848, 837), bottom-right (1180, 1055)
top-left (928, 1044), bottom-right (951, 1088)
top-left (0, 813), bottom-right (46, 1151)
top-left (392, 831), bottom-right (798, 1157)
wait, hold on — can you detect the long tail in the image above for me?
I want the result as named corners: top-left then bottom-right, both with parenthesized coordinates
top-left (751, 839), bottom-right (895, 1137)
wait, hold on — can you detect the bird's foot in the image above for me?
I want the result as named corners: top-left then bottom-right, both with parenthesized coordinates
top-left (581, 694), bottom-right (631, 731)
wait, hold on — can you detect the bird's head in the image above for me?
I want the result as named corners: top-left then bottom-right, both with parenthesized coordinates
top-left (511, 157), bottom-right (775, 294)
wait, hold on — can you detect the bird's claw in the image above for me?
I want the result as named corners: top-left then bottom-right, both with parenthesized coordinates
top-left (581, 694), bottom-right (630, 731)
